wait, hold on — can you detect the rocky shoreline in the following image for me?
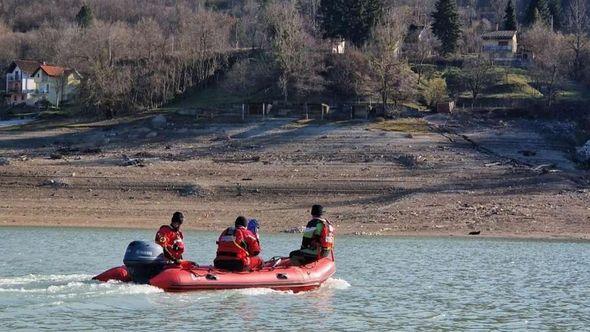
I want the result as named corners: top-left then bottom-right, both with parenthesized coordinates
top-left (0, 114), bottom-right (588, 238)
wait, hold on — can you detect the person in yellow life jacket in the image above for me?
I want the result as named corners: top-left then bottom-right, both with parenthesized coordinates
top-left (214, 216), bottom-right (263, 271)
top-left (155, 212), bottom-right (185, 264)
top-left (289, 205), bottom-right (334, 266)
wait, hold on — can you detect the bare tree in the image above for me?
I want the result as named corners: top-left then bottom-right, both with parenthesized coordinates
top-left (465, 0), bottom-right (478, 23)
top-left (409, 0), bottom-right (436, 26)
top-left (367, 10), bottom-right (417, 110)
top-left (566, 0), bottom-right (589, 81)
top-left (405, 26), bottom-right (439, 84)
top-left (461, 19), bottom-right (491, 55)
top-left (0, 21), bottom-right (18, 67)
top-left (524, 22), bottom-right (568, 107)
top-left (462, 57), bottom-right (497, 108)
top-left (325, 47), bottom-right (372, 100)
top-left (265, 1), bottom-right (323, 102)
top-left (295, 0), bottom-right (322, 25)
top-left (222, 55), bottom-right (276, 97)
top-left (233, 0), bottom-right (267, 49)
top-left (490, 0), bottom-right (508, 31)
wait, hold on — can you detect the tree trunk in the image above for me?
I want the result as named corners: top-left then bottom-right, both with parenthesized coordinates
top-left (381, 77), bottom-right (388, 113)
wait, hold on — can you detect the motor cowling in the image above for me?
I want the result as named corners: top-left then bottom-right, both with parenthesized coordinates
top-left (123, 241), bottom-right (167, 284)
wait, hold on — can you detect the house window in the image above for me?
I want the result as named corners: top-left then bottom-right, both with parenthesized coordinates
top-left (498, 41), bottom-right (509, 46)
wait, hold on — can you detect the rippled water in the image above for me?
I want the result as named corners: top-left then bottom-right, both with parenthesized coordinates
top-left (1, 227), bottom-right (589, 330)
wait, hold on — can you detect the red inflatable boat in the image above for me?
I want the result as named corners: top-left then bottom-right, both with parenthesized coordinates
top-left (94, 257), bottom-right (336, 293)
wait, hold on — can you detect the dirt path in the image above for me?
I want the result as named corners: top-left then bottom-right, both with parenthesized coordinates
top-left (0, 115), bottom-right (588, 238)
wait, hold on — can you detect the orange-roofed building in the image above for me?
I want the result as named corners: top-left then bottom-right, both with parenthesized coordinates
top-left (31, 64), bottom-right (81, 106)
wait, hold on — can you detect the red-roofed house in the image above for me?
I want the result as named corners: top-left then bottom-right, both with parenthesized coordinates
top-left (4, 60), bottom-right (81, 106)
top-left (32, 64), bottom-right (81, 106)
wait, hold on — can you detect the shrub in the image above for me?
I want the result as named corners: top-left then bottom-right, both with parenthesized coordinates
top-left (423, 78), bottom-right (448, 108)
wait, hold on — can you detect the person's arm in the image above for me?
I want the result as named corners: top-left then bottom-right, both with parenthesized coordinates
top-left (245, 233), bottom-right (260, 256)
top-left (156, 228), bottom-right (180, 262)
top-left (155, 227), bottom-right (165, 245)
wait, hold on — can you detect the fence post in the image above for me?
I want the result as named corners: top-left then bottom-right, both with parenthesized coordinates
top-left (241, 103), bottom-right (245, 121)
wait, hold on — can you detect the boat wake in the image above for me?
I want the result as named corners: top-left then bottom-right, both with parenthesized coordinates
top-left (0, 273), bottom-right (92, 286)
top-left (0, 273), bottom-right (162, 296)
top-left (227, 277), bottom-right (351, 297)
top-left (321, 277), bottom-right (351, 290)
top-left (234, 287), bottom-right (287, 296)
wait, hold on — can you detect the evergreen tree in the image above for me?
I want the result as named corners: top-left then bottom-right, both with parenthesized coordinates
top-left (547, 0), bottom-right (562, 30)
top-left (318, 0), bottom-right (342, 39)
top-left (431, 0), bottom-right (461, 55)
top-left (525, 0), bottom-right (550, 26)
top-left (318, 0), bottom-right (382, 46)
top-left (503, 0), bottom-right (518, 30)
top-left (76, 5), bottom-right (94, 28)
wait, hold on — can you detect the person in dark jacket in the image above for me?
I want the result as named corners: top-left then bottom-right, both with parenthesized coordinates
top-left (289, 205), bottom-right (334, 266)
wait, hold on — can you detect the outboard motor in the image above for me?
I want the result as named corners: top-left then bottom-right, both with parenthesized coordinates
top-left (123, 241), bottom-right (167, 284)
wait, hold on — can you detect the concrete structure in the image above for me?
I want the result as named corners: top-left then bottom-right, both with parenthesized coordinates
top-left (436, 101), bottom-right (455, 114)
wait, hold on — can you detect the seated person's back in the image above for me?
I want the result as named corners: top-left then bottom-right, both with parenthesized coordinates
top-left (289, 205), bottom-right (334, 266)
top-left (214, 216), bottom-right (263, 271)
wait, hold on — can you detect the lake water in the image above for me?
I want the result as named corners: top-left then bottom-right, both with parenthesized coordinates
top-left (0, 118), bottom-right (33, 128)
top-left (1, 227), bottom-right (589, 330)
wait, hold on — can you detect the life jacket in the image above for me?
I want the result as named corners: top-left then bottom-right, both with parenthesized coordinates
top-left (301, 218), bottom-right (334, 257)
top-left (215, 227), bottom-right (250, 263)
top-left (320, 220), bottom-right (335, 251)
top-left (155, 225), bottom-right (184, 260)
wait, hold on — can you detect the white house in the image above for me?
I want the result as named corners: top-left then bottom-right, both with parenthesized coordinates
top-left (5, 60), bottom-right (42, 105)
top-left (481, 30), bottom-right (518, 62)
top-left (330, 38), bottom-right (346, 54)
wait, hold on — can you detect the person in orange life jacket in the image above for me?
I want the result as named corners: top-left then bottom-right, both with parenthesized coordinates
top-left (155, 212), bottom-right (185, 264)
top-left (289, 204), bottom-right (335, 266)
top-left (214, 216), bottom-right (263, 271)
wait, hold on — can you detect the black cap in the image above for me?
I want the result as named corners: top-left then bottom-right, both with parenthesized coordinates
top-left (311, 205), bottom-right (323, 216)
top-left (171, 212), bottom-right (184, 225)
top-left (235, 216), bottom-right (247, 227)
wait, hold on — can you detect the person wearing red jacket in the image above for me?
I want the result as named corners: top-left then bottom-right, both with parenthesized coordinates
top-left (214, 216), bottom-right (263, 271)
top-left (155, 212), bottom-right (185, 264)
